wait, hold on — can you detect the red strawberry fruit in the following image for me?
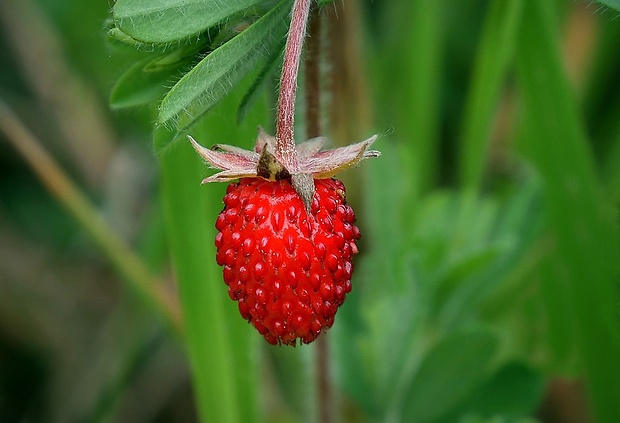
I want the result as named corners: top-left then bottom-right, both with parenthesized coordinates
top-left (191, 129), bottom-right (378, 345)
top-left (216, 177), bottom-right (359, 345)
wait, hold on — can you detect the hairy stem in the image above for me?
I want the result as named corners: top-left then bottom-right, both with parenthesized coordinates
top-left (275, 0), bottom-right (312, 171)
top-left (305, 6), bottom-right (322, 139)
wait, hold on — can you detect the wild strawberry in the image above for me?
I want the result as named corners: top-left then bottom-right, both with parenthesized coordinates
top-left (215, 177), bottom-right (359, 345)
top-left (190, 129), bottom-right (379, 345)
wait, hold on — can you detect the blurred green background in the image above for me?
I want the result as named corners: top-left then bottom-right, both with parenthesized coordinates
top-left (1, 0), bottom-right (619, 422)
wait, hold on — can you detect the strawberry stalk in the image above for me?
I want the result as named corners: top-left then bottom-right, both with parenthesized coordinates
top-left (188, 0), bottom-right (380, 351)
top-left (274, 0), bottom-right (317, 209)
top-left (275, 0), bottom-right (312, 172)
top-left (303, 7), bottom-right (334, 423)
top-left (304, 5), bottom-right (322, 140)
top-left (189, 0), bottom-right (378, 203)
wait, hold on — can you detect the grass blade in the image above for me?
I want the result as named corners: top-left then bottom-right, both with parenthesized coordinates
top-left (459, 0), bottom-right (523, 190)
top-left (376, 0), bottom-right (442, 198)
top-left (0, 100), bottom-right (181, 331)
top-left (158, 83), bottom-right (268, 422)
top-left (159, 129), bottom-right (241, 423)
top-left (516, 1), bottom-right (620, 420)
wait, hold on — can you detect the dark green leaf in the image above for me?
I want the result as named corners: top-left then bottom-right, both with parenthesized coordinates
top-left (236, 38), bottom-right (284, 123)
top-left (436, 362), bottom-right (545, 422)
top-left (433, 245), bottom-right (503, 306)
top-left (110, 55), bottom-right (186, 109)
top-left (112, 0), bottom-right (263, 44)
top-left (331, 301), bottom-right (382, 419)
top-left (107, 28), bottom-right (161, 51)
top-left (157, 0), bottom-right (290, 131)
top-left (436, 182), bottom-right (544, 329)
top-left (402, 327), bottom-right (500, 423)
top-left (267, 346), bottom-right (317, 421)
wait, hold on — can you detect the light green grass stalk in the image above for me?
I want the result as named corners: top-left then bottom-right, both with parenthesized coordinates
top-left (158, 92), bottom-right (266, 422)
top-left (159, 129), bottom-right (242, 423)
top-left (459, 0), bottom-right (523, 191)
top-left (377, 0), bottom-right (442, 199)
top-left (516, 1), bottom-right (620, 420)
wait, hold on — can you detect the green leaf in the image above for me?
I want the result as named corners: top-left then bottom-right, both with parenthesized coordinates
top-left (110, 52), bottom-right (192, 109)
top-left (267, 346), bottom-right (317, 421)
top-left (433, 245), bottom-right (503, 307)
top-left (332, 299), bottom-right (383, 419)
top-left (107, 27), bottom-right (160, 51)
top-left (333, 146), bottom-right (430, 418)
top-left (112, 0), bottom-right (263, 44)
top-left (435, 183), bottom-right (544, 329)
top-left (402, 327), bottom-right (500, 423)
top-left (595, 0), bottom-right (620, 11)
top-left (437, 362), bottom-right (545, 422)
top-left (236, 38), bottom-right (284, 123)
top-left (157, 0), bottom-right (291, 131)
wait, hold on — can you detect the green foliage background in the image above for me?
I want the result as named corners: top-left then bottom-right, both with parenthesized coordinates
top-left (0, 0), bottom-right (619, 422)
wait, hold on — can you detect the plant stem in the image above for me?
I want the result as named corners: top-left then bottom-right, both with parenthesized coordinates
top-left (275, 0), bottom-right (312, 171)
top-left (305, 6), bottom-right (322, 140)
top-left (304, 7), bottom-right (333, 423)
top-left (316, 335), bottom-right (333, 423)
